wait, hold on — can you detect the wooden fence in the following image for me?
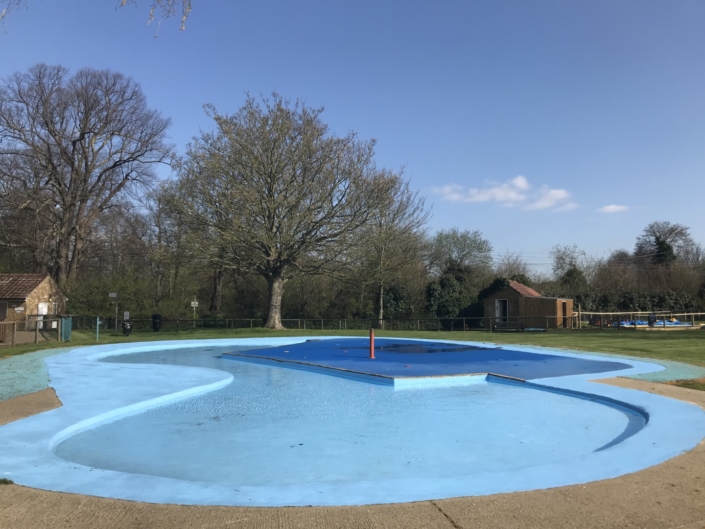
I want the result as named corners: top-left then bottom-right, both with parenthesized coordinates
top-left (0, 317), bottom-right (70, 348)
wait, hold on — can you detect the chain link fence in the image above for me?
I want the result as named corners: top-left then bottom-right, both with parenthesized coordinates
top-left (70, 315), bottom-right (575, 334)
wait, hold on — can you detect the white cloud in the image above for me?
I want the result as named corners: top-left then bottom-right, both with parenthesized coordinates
top-left (598, 204), bottom-right (629, 213)
top-left (522, 187), bottom-right (571, 211)
top-left (432, 175), bottom-right (530, 206)
top-left (433, 175), bottom-right (576, 212)
top-left (554, 201), bottom-right (579, 212)
top-left (432, 184), bottom-right (467, 203)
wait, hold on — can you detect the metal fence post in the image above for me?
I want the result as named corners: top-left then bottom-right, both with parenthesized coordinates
top-left (12, 322), bottom-right (16, 347)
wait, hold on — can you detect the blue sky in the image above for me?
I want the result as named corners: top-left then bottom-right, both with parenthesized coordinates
top-left (3, 0), bottom-right (704, 271)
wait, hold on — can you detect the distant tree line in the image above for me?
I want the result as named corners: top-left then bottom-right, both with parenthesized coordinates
top-left (1, 65), bottom-right (704, 327)
top-left (544, 223), bottom-right (705, 313)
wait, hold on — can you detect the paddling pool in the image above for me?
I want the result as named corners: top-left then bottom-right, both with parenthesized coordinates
top-left (1, 337), bottom-right (705, 506)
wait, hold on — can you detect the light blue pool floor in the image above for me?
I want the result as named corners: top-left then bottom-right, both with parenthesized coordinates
top-left (57, 347), bottom-right (640, 486)
top-left (2, 338), bottom-right (705, 506)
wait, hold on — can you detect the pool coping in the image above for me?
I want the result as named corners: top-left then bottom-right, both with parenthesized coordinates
top-left (1, 336), bottom-right (704, 507)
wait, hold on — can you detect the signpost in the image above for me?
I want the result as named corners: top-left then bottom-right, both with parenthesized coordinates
top-left (109, 293), bottom-right (118, 330)
top-left (191, 299), bottom-right (198, 328)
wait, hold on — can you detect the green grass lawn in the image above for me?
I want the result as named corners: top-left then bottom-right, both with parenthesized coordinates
top-left (3, 327), bottom-right (704, 367)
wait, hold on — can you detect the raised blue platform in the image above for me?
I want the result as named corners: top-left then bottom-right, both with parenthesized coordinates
top-left (223, 337), bottom-right (632, 382)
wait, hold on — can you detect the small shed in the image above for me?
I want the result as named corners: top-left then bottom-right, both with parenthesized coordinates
top-left (482, 280), bottom-right (573, 329)
top-left (0, 274), bottom-right (67, 323)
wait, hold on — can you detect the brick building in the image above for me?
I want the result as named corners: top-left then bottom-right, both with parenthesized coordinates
top-left (0, 274), bottom-right (67, 323)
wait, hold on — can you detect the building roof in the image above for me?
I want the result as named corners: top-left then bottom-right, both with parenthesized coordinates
top-left (0, 274), bottom-right (49, 300)
top-left (508, 280), bottom-right (542, 298)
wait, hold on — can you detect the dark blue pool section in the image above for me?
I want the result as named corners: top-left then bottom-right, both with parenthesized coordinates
top-left (224, 338), bottom-right (632, 380)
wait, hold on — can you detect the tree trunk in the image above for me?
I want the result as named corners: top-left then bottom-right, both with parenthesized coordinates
top-left (66, 235), bottom-right (85, 289)
top-left (155, 269), bottom-right (163, 302)
top-left (377, 284), bottom-right (384, 329)
top-left (264, 274), bottom-right (286, 329)
top-left (54, 239), bottom-right (70, 288)
top-left (209, 268), bottom-right (223, 315)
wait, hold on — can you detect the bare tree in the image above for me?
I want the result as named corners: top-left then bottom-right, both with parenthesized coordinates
top-left (1, 1), bottom-right (193, 29)
top-left (635, 221), bottom-right (695, 266)
top-left (549, 244), bottom-right (598, 284)
top-left (141, 183), bottom-right (195, 309)
top-left (0, 64), bottom-right (171, 290)
top-left (494, 251), bottom-right (530, 279)
top-left (678, 242), bottom-right (704, 267)
top-left (591, 249), bottom-right (637, 295)
top-left (174, 94), bottom-right (388, 329)
top-left (356, 173), bottom-right (429, 326)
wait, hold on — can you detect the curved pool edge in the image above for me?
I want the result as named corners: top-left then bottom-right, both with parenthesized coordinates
top-left (47, 372), bottom-right (234, 452)
top-left (0, 336), bottom-right (703, 507)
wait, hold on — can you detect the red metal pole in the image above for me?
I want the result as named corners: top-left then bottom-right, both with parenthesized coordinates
top-left (369, 327), bottom-right (375, 359)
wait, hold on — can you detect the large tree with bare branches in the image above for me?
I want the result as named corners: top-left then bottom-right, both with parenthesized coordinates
top-left (0, 64), bottom-right (171, 289)
top-left (174, 94), bottom-right (390, 329)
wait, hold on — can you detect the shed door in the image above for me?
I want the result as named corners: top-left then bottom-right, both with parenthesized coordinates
top-left (37, 302), bottom-right (48, 330)
top-left (561, 301), bottom-right (568, 328)
top-left (0, 302), bottom-right (7, 321)
top-left (495, 299), bottom-right (508, 322)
